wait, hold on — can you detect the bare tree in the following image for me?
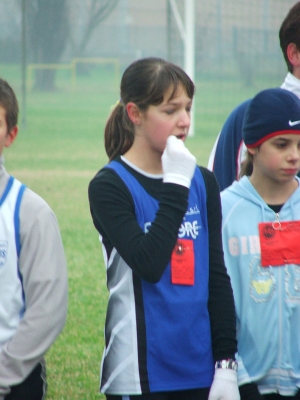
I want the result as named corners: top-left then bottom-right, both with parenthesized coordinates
top-left (21, 0), bottom-right (119, 91)
top-left (25, 0), bottom-right (70, 91)
top-left (70, 0), bottom-right (119, 58)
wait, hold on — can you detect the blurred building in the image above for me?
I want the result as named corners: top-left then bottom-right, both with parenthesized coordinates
top-left (90, 0), bottom-right (295, 84)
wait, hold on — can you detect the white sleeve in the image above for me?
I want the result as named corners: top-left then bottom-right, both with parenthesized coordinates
top-left (0, 188), bottom-right (68, 396)
top-left (207, 132), bottom-right (221, 171)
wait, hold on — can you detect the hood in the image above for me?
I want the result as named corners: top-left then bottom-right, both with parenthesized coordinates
top-left (222, 175), bottom-right (300, 222)
top-left (281, 72), bottom-right (300, 99)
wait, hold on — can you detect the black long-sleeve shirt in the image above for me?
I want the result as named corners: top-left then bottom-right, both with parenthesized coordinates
top-left (88, 156), bottom-right (237, 361)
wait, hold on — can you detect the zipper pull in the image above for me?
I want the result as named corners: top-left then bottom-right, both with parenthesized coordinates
top-left (272, 212), bottom-right (281, 230)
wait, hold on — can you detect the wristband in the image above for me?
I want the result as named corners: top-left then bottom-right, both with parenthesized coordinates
top-left (215, 359), bottom-right (238, 371)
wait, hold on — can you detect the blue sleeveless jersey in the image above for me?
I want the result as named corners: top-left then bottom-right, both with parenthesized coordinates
top-left (100, 161), bottom-right (214, 394)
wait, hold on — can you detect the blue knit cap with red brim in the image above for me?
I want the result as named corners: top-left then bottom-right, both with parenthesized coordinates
top-left (242, 87), bottom-right (300, 148)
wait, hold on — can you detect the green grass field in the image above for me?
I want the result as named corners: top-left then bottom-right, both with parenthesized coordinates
top-left (0, 63), bottom-right (284, 399)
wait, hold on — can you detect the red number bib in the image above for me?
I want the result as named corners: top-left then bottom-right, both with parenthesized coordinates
top-left (171, 239), bottom-right (194, 285)
top-left (259, 220), bottom-right (300, 267)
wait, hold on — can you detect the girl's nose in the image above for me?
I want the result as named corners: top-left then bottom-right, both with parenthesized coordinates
top-left (178, 110), bottom-right (190, 127)
top-left (288, 145), bottom-right (300, 161)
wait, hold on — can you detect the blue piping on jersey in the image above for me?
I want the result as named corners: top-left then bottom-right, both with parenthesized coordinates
top-left (14, 181), bottom-right (26, 316)
top-left (14, 183), bottom-right (26, 256)
top-left (0, 175), bottom-right (14, 206)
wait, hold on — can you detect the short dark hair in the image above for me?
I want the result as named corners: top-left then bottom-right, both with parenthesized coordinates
top-left (279, 1), bottom-right (300, 73)
top-left (0, 78), bottom-right (18, 133)
top-left (105, 57), bottom-right (195, 161)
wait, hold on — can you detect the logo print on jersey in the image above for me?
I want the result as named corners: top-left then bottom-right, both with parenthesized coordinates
top-left (0, 241), bottom-right (8, 268)
top-left (185, 204), bottom-right (200, 216)
top-left (178, 220), bottom-right (200, 239)
top-left (144, 219), bottom-right (201, 239)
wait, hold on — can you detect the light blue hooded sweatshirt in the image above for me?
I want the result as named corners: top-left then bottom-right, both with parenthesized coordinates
top-left (221, 175), bottom-right (300, 396)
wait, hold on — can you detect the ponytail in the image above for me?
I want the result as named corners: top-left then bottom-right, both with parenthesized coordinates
top-left (240, 151), bottom-right (253, 178)
top-left (104, 103), bottom-right (134, 161)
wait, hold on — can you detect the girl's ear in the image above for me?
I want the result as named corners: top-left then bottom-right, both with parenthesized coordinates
top-left (5, 126), bottom-right (18, 148)
top-left (126, 102), bottom-right (143, 125)
top-left (247, 147), bottom-right (256, 156)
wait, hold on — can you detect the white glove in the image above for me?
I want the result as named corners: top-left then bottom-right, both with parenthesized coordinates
top-left (162, 135), bottom-right (196, 188)
top-left (208, 369), bottom-right (240, 400)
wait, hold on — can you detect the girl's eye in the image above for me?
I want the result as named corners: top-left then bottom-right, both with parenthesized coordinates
top-left (274, 142), bottom-right (286, 149)
top-left (165, 109), bottom-right (175, 115)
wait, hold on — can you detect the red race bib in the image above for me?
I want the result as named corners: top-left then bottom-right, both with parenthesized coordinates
top-left (171, 239), bottom-right (194, 285)
top-left (259, 220), bottom-right (300, 267)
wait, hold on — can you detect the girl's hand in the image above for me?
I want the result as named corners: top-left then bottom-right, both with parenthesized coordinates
top-left (208, 369), bottom-right (240, 400)
top-left (162, 135), bottom-right (196, 188)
